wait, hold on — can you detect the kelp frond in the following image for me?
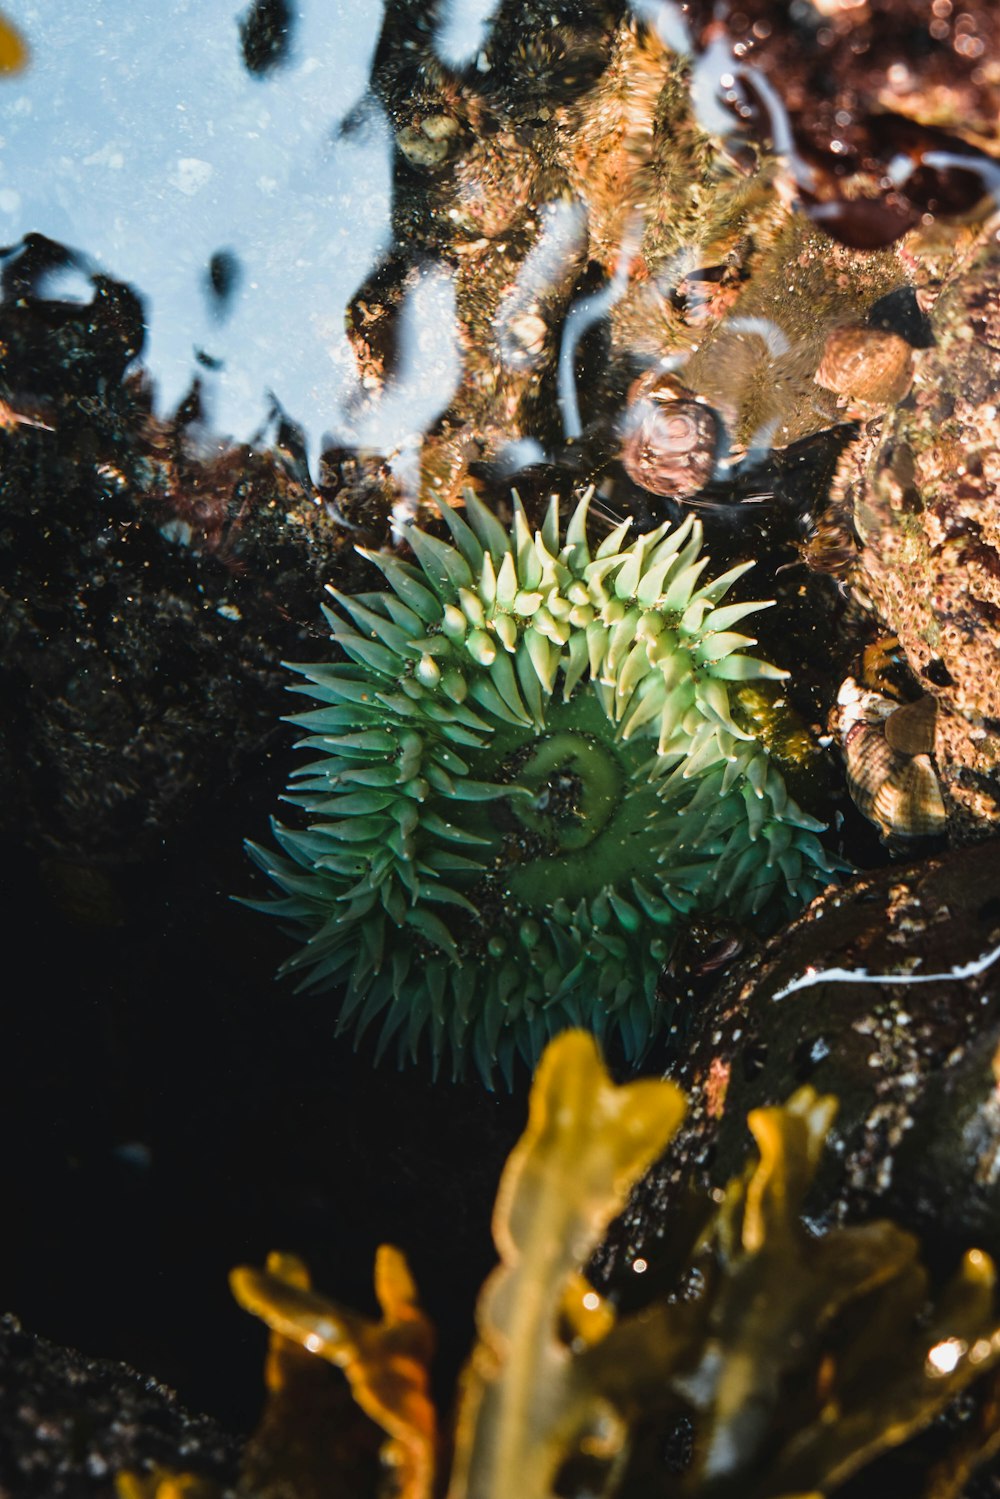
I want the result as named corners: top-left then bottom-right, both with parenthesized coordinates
top-left (122, 1031), bottom-right (1000, 1499)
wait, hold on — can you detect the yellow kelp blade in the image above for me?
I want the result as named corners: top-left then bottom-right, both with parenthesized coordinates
top-left (115, 1473), bottom-right (216, 1499)
top-left (231, 1243), bottom-right (437, 1499)
top-left (0, 12), bottom-right (27, 72)
top-left (674, 1087), bottom-right (1000, 1496)
top-left (740, 1087), bottom-right (839, 1255)
top-left (254, 1249), bottom-right (313, 1396)
top-left (771, 1246), bottom-right (1000, 1496)
top-left (237, 1251), bottom-right (383, 1499)
top-left (447, 1029), bottom-right (686, 1499)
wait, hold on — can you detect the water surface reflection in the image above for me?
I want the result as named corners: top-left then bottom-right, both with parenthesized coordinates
top-left (0, 1), bottom-right (392, 456)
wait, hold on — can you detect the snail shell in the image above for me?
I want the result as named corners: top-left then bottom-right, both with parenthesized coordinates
top-left (814, 325), bottom-right (914, 409)
top-left (836, 676), bottom-right (946, 841)
top-left (883, 693), bottom-right (936, 755)
top-left (842, 718), bottom-right (898, 824)
top-left (620, 371), bottom-right (722, 499)
top-left (871, 754), bottom-right (947, 839)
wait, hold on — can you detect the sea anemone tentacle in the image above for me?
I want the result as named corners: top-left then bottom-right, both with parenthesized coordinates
top-left (246, 489), bottom-right (840, 1084)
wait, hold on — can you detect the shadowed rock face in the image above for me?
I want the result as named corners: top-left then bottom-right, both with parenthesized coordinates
top-left (0, 234), bottom-right (389, 867)
top-left (0, 1313), bottom-right (241, 1499)
top-left (594, 838), bottom-right (1000, 1302)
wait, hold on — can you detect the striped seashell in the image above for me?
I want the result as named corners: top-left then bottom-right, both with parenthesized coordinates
top-left (843, 719), bottom-right (900, 825)
top-left (871, 754), bottom-right (947, 839)
top-left (836, 676), bottom-right (946, 841)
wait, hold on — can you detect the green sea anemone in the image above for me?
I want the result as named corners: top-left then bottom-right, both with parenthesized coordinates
top-left (246, 490), bottom-right (838, 1083)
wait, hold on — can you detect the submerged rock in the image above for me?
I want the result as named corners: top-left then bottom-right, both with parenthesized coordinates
top-left (0, 1314), bottom-right (239, 1499)
top-left (595, 839), bottom-right (1000, 1288)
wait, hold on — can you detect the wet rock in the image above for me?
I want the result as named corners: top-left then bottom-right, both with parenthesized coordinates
top-left (367, 3), bottom-right (921, 502)
top-left (0, 253), bottom-right (382, 867)
top-left (0, 1314), bottom-right (240, 1498)
top-left (594, 840), bottom-right (1000, 1298)
top-left (854, 224), bottom-right (1000, 838)
top-left (674, 218), bottom-right (910, 452)
top-left (683, 0), bottom-right (1000, 248)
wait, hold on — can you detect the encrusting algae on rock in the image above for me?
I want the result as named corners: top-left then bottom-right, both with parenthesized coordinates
top-left (245, 491), bottom-right (841, 1083)
top-left (117, 1032), bottom-right (1000, 1499)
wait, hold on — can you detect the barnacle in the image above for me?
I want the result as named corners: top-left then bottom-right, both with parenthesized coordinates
top-left (246, 490), bottom-right (840, 1082)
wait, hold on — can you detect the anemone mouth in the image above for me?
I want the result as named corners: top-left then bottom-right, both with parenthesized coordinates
top-left (245, 487), bottom-right (841, 1085)
top-left (471, 690), bottom-right (660, 908)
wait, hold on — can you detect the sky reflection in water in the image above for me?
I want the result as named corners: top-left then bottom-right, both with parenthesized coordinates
top-left (0, 1), bottom-right (751, 477)
top-left (0, 1), bottom-right (410, 460)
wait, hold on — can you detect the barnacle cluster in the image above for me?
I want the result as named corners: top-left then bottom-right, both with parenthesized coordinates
top-left (247, 491), bottom-right (839, 1081)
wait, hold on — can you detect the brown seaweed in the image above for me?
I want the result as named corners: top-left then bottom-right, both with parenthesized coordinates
top-left (118, 1031), bottom-right (1000, 1499)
